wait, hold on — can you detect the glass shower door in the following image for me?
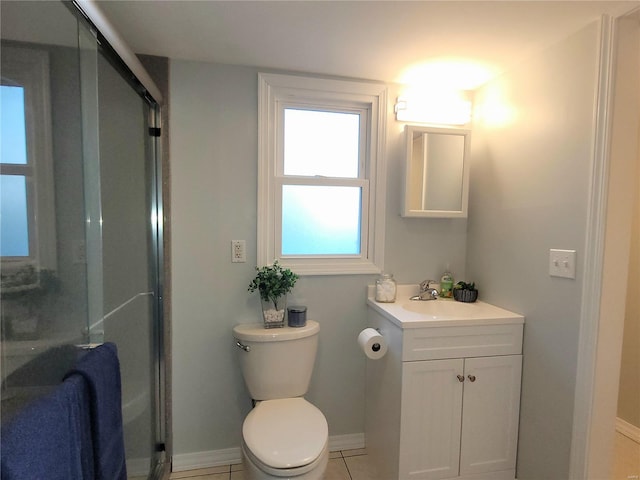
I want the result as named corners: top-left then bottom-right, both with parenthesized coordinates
top-left (94, 50), bottom-right (163, 477)
top-left (1, 2), bottom-right (166, 478)
top-left (1, 0), bottom-right (94, 420)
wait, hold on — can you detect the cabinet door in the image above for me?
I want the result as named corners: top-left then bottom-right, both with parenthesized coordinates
top-left (459, 355), bottom-right (522, 476)
top-left (400, 358), bottom-right (464, 479)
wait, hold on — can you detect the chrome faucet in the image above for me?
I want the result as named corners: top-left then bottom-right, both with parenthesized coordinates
top-left (410, 280), bottom-right (439, 301)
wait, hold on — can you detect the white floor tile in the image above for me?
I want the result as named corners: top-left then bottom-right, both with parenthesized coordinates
top-left (168, 450), bottom-right (372, 480)
top-left (344, 454), bottom-right (376, 480)
top-left (325, 457), bottom-right (351, 480)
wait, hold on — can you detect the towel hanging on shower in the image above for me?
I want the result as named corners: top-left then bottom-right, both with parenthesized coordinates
top-left (65, 342), bottom-right (127, 480)
top-left (0, 374), bottom-right (94, 480)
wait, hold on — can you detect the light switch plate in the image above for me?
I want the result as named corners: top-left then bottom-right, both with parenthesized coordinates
top-left (549, 249), bottom-right (576, 279)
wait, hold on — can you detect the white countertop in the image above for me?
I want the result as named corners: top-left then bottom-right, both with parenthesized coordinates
top-left (367, 284), bottom-right (525, 329)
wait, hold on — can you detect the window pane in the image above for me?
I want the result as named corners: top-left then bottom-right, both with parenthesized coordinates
top-left (1, 85), bottom-right (28, 165)
top-left (284, 109), bottom-right (359, 178)
top-left (1, 175), bottom-right (30, 256)
top-left (282, 185), bottom-right (361, 255)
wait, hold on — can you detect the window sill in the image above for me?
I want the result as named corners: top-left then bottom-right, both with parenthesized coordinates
top-left (277, 259), bottom-right (382, 276)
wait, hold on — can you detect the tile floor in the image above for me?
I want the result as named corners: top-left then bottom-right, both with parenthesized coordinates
top-left (168, 448), bottom-right (373, 480)
top-left (167, 432), bottom-right (640, 480)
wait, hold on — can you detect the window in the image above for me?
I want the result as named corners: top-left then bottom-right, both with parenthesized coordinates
top-left (1, 85), bottom-right (30, 258)
top-left (1, 47), bottom-right (56, 272)
top-left (258, 73), bottom-right (387, 275)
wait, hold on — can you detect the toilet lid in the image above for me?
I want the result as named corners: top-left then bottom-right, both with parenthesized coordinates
top-left (243, 398), bottom-right (328, 469)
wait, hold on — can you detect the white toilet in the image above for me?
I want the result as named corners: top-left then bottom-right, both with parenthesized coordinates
top-left (233, 320), bottom-right (329, 480)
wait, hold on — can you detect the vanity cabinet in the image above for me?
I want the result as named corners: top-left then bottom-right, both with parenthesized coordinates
top-left (365, 302), bottom-right (524, 480)
top-left (400, 355), bottom-right (522, 479)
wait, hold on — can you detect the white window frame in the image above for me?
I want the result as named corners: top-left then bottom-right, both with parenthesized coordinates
top-left (1, 46), bottom-right (57, 273)
top-left (258, 73), bottom-right (387, 275)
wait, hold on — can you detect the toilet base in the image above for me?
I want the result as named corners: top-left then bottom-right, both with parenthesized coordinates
top-left (241, 440), bottom-right (328, 480)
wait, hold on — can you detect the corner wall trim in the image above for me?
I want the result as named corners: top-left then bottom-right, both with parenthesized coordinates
top-left (568, 13), bottom-right (615, 480)
top-left (171, 433), bottom-right (366, 472)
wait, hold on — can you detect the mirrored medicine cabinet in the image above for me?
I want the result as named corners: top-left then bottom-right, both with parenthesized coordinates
top-left (401, 125), bottom-right (471, 218)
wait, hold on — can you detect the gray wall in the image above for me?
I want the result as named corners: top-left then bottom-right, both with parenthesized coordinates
top-left (467, 21), bottom-right (600, 479)
top-left (169, 20), bottom-right (612, 479)
top-left (169, 61), bottom-right (468, 455)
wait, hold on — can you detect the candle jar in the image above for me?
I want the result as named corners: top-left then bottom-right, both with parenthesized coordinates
top-left (287, 306), bottom-right (307, 327)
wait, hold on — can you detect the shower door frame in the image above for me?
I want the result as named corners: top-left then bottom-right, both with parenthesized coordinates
top-left (69, 2), bottom-right (168, 477)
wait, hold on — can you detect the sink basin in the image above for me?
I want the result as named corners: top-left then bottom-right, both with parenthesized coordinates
top-left (367, 284), bottom-right (524, 328)
top-left (401, 299), bottom-right (478, 318)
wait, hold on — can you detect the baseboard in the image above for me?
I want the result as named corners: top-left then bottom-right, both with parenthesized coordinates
top-left (328, 432), bottom-right (365, 452)
top-left (171, 433), bottom-right (366, 472)
top-left (616, 417), bottom-right (640, 443)
top-left (172, 446), bottom-right (241, 472)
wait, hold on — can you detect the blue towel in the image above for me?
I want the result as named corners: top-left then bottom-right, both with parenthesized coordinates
top-left (1, 374), bottom-right (94, 480)
top-left (65, 342), bottom-right (127, 480)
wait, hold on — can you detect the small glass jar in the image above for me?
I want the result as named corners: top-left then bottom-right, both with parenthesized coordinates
top-left (375, 273), bottom-right (397, 303)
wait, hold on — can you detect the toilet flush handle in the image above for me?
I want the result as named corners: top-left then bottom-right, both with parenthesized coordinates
top-left (236, 341), bottom-right (251, 352)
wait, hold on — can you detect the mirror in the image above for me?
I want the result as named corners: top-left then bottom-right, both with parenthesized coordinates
top-left (402, 125), bottom-right (471, 218)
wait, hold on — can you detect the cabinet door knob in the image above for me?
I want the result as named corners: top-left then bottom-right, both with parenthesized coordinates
top-left (457, 375), bottom-right (465, 382)
top-left (467, 375), bottom-right (476, 382)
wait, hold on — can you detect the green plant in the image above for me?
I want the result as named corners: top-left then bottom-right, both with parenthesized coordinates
top-left (453, 281), bottom-right (477, 291)
top-left (248, 261), bottom-right (298, 309)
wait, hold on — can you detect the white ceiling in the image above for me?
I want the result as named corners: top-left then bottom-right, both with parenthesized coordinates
top-left (94, 1), bottom-right (637, 89)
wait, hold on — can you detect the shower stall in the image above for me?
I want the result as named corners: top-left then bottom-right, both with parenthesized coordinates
top-left (0, 1), bottom-right (167, 478)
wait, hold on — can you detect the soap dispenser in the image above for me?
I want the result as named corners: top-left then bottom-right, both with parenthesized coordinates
top-left (440, 267), bottom-right (454, 298)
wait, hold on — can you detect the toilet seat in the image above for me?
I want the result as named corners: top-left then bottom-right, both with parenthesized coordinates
top-left (242, 439), bottom-right (328, 478)
top-left (242, 397), bottom-right (328, 470)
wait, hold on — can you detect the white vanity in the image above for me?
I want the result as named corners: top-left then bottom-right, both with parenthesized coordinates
top-left (365, 285), bottom-right (524, 480)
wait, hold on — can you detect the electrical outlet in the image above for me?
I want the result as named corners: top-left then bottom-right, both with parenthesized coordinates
top-left (549, 249), bottom-right (576, 279)
top-left (231, 240), bottom-right (246, 263)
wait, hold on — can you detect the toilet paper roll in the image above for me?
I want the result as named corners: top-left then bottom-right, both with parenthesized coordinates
top-left (358, 328), bottom-right (388, 360)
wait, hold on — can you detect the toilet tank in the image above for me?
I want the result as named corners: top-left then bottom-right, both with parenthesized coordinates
top-left (233, 321), bottom-right (319, 400)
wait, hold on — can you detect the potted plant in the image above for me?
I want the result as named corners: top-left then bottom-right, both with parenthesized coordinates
top-left (452, 281), bottom-right (478, 303)
top-left (248, 261), bottom-right (298, 328)
top-left (1, 265), bottom-right (60, 339)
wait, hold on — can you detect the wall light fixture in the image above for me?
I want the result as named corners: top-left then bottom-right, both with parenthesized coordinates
top-left (394, 90), bottom-right (472, 125)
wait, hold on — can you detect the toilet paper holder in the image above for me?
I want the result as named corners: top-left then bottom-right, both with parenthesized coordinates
top-left (371, 328), bottom-right (382, 351)
top-left (358, 327), bottom-right (388, 360)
